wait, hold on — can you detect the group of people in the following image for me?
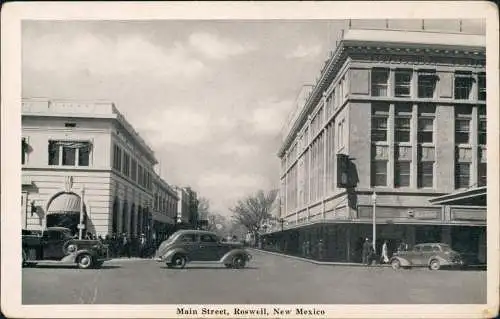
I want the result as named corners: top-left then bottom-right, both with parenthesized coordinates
top-left (361, 238), bottom-right (401, 265)
top-left (101, 233), bottom-right (154, 258)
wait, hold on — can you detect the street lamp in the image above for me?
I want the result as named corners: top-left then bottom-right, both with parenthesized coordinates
top-left (371, 192), bottom-right (377, 251)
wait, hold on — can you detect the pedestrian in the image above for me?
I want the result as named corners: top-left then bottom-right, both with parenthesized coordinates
top-left (121, 233), bottom-right (131, 258)
top-left (139, 233), bottom-right (147, 258)
top-left (362, 238), bottom-right (372, 265)
top-left (317, 239), bottom-right (325, 260)
top-left (380, 240), bottom-right (389, 264)
top-left (305, 240), bottom-right (311, 257)
top-left (302, 240), bottom-right (307, 257)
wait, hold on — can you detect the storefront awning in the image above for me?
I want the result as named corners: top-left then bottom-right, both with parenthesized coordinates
top-left (47, 193), bottom-right (81, 215)
top-left (152, 211), bottom-right (175, 225)
top-left (429, 186), bottom-right (486, 206)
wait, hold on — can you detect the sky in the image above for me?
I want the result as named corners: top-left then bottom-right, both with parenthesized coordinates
top-left (22, 20), bottom-right (346, 216)
top-left (21, 19), bottom-right (484, 217)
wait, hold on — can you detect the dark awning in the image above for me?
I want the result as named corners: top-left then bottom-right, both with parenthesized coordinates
top-left (429, 186), bottom-right (486, 206)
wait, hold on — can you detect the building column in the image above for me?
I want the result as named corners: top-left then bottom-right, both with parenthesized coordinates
top-left (346, 226), bottom-right (351, 262)
top-left (471, 106), bottom-right (478, 187)
top-left (388, 103), bottom-right (395, 188)
top-left (411, 103), bottom-right (419, 188)
top-left (323, 126), bottom-right (327, 219)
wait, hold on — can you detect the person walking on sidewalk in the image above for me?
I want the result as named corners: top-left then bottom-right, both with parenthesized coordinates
top-left (317, 239), bottom-right (325, 260)
top-left (139, 233), bottom-right (147, 258)
top-left (362, 238), bottom-right (372, 265)
top-left (380, 240), bottom-right (389, 264)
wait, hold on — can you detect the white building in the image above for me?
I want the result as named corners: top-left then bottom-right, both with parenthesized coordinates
top-left (21, 98), bottom-right (177, 238)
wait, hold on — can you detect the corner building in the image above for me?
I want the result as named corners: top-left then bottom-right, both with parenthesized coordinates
top-left (273, 24), bottom-right (486, 263)
top-left (21, 98), bottom-right (179, 239)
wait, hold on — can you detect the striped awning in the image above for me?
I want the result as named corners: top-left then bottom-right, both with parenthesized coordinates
top-left (47, 193), bottom-right (81, 215)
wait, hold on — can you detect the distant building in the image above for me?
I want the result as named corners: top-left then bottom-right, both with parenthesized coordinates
top-left (267, 20), bottom-right (487, 263)
top-left (151, 173), bottom-right (178, 241)
top-left (21, 98), bottom-right (176, 239)
top-left (173, 186), bottom-right (199, 230)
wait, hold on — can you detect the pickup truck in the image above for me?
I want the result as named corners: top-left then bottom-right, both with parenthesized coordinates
top-left (22, 227), bottom-right (109, 269)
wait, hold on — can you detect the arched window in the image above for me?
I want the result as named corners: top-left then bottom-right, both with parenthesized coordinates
top-left (112, 198), bottom-right (119, 235)
top-left (130, 204), bottom-right (135, 237)
top-left (137, 205), bottom-right (143, 235)
top-left (122, 201), bottom-right (128, 234)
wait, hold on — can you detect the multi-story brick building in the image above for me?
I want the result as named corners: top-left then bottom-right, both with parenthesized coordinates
top-left (266, 20), bottom-right (487, 263)
top-left (21, 98), bottom-right (179, 239)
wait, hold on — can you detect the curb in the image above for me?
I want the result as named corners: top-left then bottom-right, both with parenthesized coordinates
top-left (248, 248), bottom-right (391, 267)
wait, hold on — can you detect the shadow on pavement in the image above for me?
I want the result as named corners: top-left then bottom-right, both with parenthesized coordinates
top-left (25, 264), bottom-right (121, 270)
top-left (160, 266), bottom-right (259, 270)
top-left (441, 266), bottom-right (487, 271)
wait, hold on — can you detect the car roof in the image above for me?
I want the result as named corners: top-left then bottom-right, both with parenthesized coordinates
top-left (173, 229), bottom-right (217, 236)
top-left (415, 243), bottom-right (448, 247)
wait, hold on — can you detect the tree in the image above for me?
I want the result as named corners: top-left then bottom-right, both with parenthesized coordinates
top-left (197, 197), bottom-right (210, 222)
top-left (230, 189), bottom-right (278, 244)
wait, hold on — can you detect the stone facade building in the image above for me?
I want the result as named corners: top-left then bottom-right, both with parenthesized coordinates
top-left (266, 21), bottom-right (487, 263)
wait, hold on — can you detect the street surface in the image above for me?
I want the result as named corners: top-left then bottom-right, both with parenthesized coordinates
top-left (23, 250), bottom-right (486, 304)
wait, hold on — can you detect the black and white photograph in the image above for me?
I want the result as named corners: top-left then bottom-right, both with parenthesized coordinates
top-left (1, 2), bottom-right (499, 319)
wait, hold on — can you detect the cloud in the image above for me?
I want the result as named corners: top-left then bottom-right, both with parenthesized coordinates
top-left (219, 139), bottom-right (259, 157)
top-left (188, 32), bottom-right (256, 60)
top-left (23, 32), bottom-right (206, 80)
top-left (248, 99), bottom-right (295, 136)
top-left (135, 107), bottom-right (211, 146)
top-left (286, 44), bottom-right (322, 59)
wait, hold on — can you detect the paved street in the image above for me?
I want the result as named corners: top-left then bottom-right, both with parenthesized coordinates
top-left (23, 250), bottom-right (486, 304)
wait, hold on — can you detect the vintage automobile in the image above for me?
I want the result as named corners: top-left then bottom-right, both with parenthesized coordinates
top-left (390, 243), bottom-right (465, 270)
top-left (22, 227), bottom-right (109, 269)
top-left (154, 230), bottom-right (252, 269)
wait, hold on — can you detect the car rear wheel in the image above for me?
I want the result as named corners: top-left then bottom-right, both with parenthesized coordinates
top-left (77, 253), bottom-right (93, 269)
top-left (391, 259), bottom-right (401, 270)
top-left (232, 255), bottom-right (246, 269)
top-left (171, 254), bottom-right (187, 269)
top-left (429, 259), bottom-right (441, 270)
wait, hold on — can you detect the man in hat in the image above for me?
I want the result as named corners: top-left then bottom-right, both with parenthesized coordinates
top-left (362, 238), bottom-right (372, 265)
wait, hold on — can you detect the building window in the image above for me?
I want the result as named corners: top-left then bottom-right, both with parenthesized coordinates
top-left (122, 152), bottom-right (130, 177)
top-left (454, 72), bottom-right (473, 100)
top-left (138, 165), bottom-right (144, 186)
top-left (418, 162), bottom-right (434, 188)
top-left (371, 160), bottom-right (387, 186)
top-left (418, 118), bottom-right (434, 143)
top-left (395, 161), bottom-right (411, 187)
top-left (455, 119), bottom-right (470, 144)
top-left (478, 107), bottom-right (486, 145)
top-left (395, 70), bottom-right (412, 97)
top-left (49, 141), bottom-right (90, 167)
top-left (455, 162), bottom-right (470, 189)
top-left (478, 163), bottom-right (487, 187)
top-left (131, 159), bottom-right (137, 182)
top-left (478, 73), bottom-right (486, 101)
top-left (418, 71), bottom-right (437, 98)
top-left (371, 119), bottom-right (387, 141)
top-left (395, 103), bottom-right (412, 143)
top-left (371, 68), bottom-right (389, 96)
top-left (22, 138), bottom-right (28, 165)
top-left (112, 144), bottom-right (122, 171)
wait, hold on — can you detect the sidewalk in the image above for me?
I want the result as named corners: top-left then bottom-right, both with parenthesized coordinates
top-left (249, 248), bottom-right (391, 267)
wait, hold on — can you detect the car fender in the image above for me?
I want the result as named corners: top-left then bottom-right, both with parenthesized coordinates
top-left (162, 248), bottom-right (189, 263)
top-left (64, 249), bottom-right (96, 263)
top-left (390, 256), bottom-right (412, 267)
top-left (220, 249), bottom-right (251, 264)
top-left (427, 255), bottom-right (449, 266)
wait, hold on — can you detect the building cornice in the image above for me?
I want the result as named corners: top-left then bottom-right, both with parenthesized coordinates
top-left (277, 37), bottom-right (486, 157)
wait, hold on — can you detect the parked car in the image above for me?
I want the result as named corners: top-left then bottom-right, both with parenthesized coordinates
top-left (22, 227), bottom-right (109, 269)
top-left (390, 243), bottom-right (465, 270)
top-left (154, 230), bottom-right (252, 269)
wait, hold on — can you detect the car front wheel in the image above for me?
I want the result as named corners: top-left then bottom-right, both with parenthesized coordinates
top-left (171, 254), bottom-right (187, 269)
top-left (429, 259), bottom-right (441, 270)
top-left (391, 259), bottom-right (401, 270)
top-left (77, 253), bottom-right (93, 269)
top-left (232, 255), bottom-right (246, 269)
